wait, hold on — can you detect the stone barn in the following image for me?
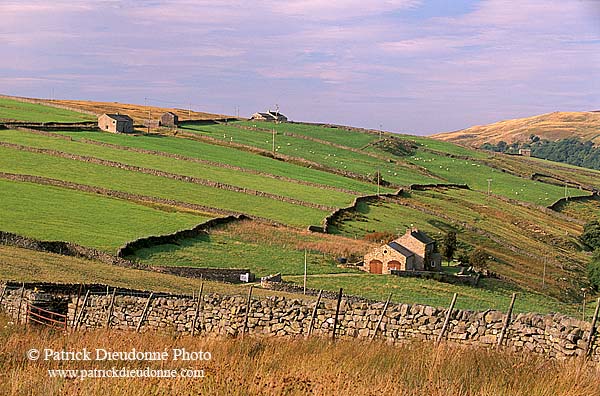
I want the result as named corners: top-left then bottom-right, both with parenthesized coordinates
top-left (518, 148), bottom-right (532, 157)
top-left (98, 113), bottom-right (134, 133)
top-left (250, 111), bottom-right (288, 122)
top-left (159, 111), bottom-right (178, 127)
top-left (363, 228), bottom-right (441, 274)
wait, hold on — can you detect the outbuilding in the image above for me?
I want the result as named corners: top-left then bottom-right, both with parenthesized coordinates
top-left (159, 111), bottom-right (178, 127)
top-left (98, 113), bottom-right (134, 133)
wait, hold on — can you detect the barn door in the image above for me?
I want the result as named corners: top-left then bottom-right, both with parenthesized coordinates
top-left (369, 260), bottom-right (383, 274)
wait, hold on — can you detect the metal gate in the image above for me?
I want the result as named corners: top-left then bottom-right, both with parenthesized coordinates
top-left (26, 303), bottom-right (68, 331)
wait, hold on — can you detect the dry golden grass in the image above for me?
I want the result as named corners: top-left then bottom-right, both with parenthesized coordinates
top-left (1, 314), bottom-right (599, 396)
top-left (217, 220), bottom-right (378, 258)
top-left (43, 99), bottom-right (231, 124)
top-left (433, 111), bottom-right (600, 146)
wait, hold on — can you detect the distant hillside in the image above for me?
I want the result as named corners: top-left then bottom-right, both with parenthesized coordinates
top-left (432, 111), bottom-right (600, 147)
top-left (46, 99), bottom-right (231, 124)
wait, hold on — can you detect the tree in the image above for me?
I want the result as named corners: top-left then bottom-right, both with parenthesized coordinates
top-left (441, 231), bottom-right (457, 264)
top-left (469, 248), bottom-right (489, 271)
top-left (581, 220), bottom-right (600, 251)
top-left (588, 250), bottom-right (600, 291)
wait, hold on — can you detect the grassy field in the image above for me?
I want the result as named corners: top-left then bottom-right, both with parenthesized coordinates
top-left (0, 145), bottom-right (328, 227)
top-left (0, 97), bottom-right (94, 123)
top-left (554, 195), bottom-right (600, 222)
top-left (285, 273), bottom-right (582, 315)
top-left (132, 221), bottom-right (375, 277)
top-left (181, 123), bottom-right (439, 186)
top-left (54, 130), bottom-right (388, 194)
top-left (0, 180), bottom-right (208, 252)
top-left (0, 129), bottom-right (356, 208)
top-left (3, 314), bottom-right (599, 395)
top-left (407, 151), bottom-right (585, 204)
top-left (331, 187), bottom-right (589, 300)
top-left (0, 245), bottom-right (309, 299)
top-left (238, 120), bottom-right (380, 148)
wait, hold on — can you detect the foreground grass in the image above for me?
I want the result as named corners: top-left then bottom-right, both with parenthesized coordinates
top-left (0, 180), bottom-right (207, 252)
top-left (0, 97), bottom-right (94, 123)
top-left (1, 315), bottom-right (599, 396)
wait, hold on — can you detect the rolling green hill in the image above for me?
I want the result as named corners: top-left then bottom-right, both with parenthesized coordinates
top-left (0, 95), bottom-right (598, 314)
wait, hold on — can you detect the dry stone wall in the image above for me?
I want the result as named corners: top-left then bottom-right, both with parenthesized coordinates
top-left (1, 282), bottom-right (598, 361)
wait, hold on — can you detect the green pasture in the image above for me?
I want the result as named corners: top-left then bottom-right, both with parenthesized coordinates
top-left (181, 123), bottom-right (438, 186)
top-left (0, 146), bottom-right (328, 227)
top-left (237, 121), bottom-right (379, 149)
top-left (331, 187), bottom-right (588, 300)
top-left (394, 134), bottom-right (488, 158)
top-left (284, 273), bottom-right (579, 315)
top-left (407, 151), bottom-right (586, 204)
top-left (0, 179), bottom-right (207, 252)
top-left (0, 130), bottom-right (355, 208)
top-left (132, 233), bottom-right (356, 277)
top-left (52, 130), bottom-right (387, 194)
top-left (0, 97), bottom-right (94, 123)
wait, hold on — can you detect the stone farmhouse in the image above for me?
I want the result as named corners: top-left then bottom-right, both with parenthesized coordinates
top-left (518, 148), bottom-right (532, 157)
top-left (250, 111), bottom-right (288, 122)
top-left (363, 228), bottom-right (442, 274)
top-left (159, 111), bottom-right (178, 127)
top-left (97, 113), bottom-right (134, 133)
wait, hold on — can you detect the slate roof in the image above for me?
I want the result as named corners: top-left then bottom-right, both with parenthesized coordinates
top-left (409, 230), bottom-right (434, 245)
top-left (104, 114), bottom-right (133, 122)
top-left (387, 242), bottom-right (415, 257)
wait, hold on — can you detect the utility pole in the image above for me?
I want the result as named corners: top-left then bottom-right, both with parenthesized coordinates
top-left (272, 128), bottom-right (276, 152)
top-left (542, 255), bottom-right (547, 289)
top-left (303, 250), bottom-right (307, 295)
top-left (379, 124), bottom-right (383, 139)
top-left (582, 289), bottom-right (586, 322)
top-left (377, 169), bottom-right (380, 196)
top-left (487, 179), bottom-right (493, 195)
top-left (564, 183), bottom-right (569, 201)
top-left (145, 97), bottom-right (150, 134)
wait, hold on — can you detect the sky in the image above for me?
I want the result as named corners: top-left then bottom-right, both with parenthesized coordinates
top-left (1, 0), bottom-right (599, 135)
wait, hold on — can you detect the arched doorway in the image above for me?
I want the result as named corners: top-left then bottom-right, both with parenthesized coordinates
top-left (388, 260), bottom-right (402, 271)
top-left (369, 260), bottom-right (383, 274)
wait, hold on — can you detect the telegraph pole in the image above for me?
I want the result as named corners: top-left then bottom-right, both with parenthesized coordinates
top-left (303, 250), bottom-right (307, 295)
top-left (542, 255), bottom-right (547, 289)
top-left (272, 128), bottom-right (276, 152)
top-left (487, 179), bottom-right (493, 195)
top-left (377, 169), bottom-right (380, 196)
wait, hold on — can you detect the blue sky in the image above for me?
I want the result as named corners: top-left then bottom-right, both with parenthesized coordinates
top-left (1, 0), bottom-right (599, 134)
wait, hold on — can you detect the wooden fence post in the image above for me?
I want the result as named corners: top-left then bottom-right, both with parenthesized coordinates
top-left (307, 289), bottom-right (323, 338)
top-left (74, 290), bottom-right (90, 330)
top-left (0, 283), bottom-right (7, 305)
top-left (16, 283), bottom-right (25, 324)
top-left (585, 297), bottom-right (600, 359)
top-left (105, 288), bottom-right (116, 328)
top-left (242, 286), bottom-right (253, 338)
top-left (71, 284), bottom-right (82, 328)
top-left (191, 283), bottom-right (204, 337)
top-left (136, 293), bottom-right (154, 333)
top-left (371, 293), bottom-right (393, 341)
top-left (497, 293), bottom-right (517, 347)
top-left (436, 293), bottom-right (458, 344)
top-left (332, 288), bottom-right (343, 342)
